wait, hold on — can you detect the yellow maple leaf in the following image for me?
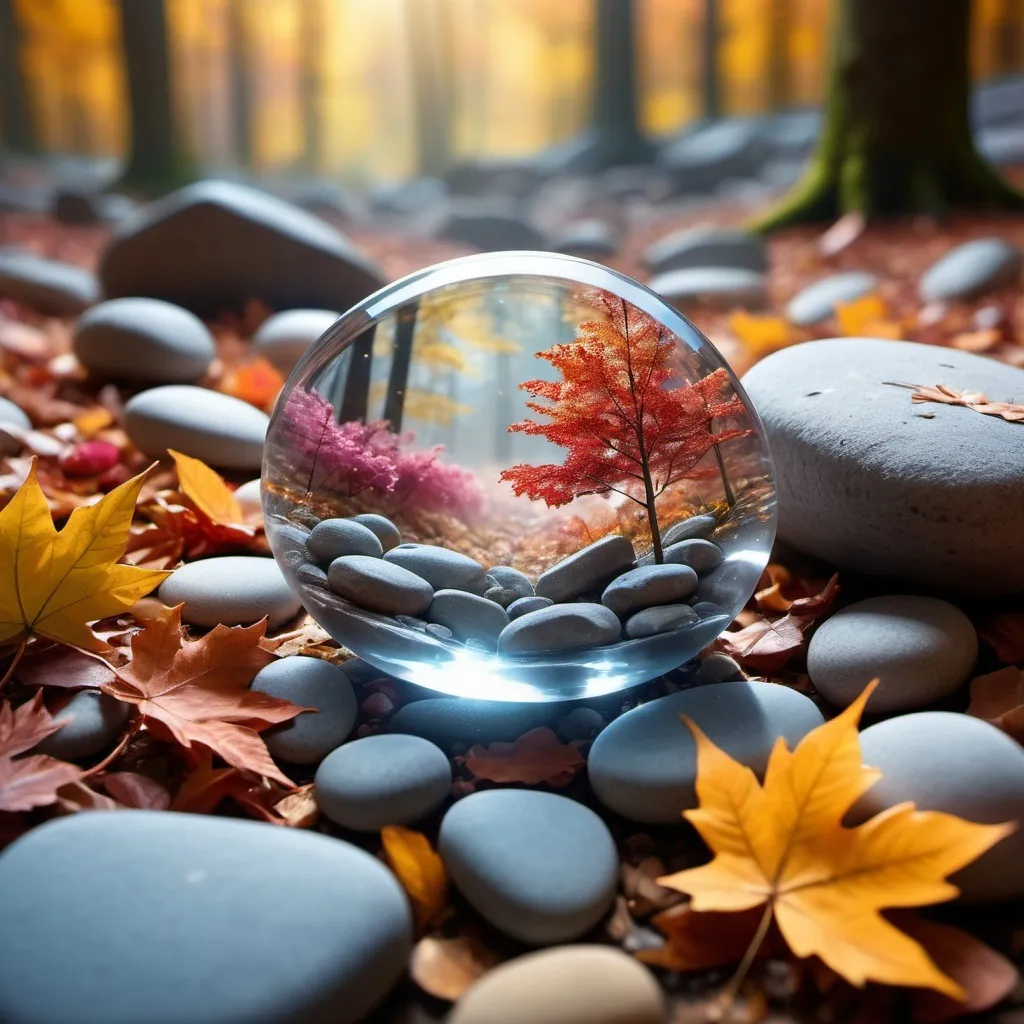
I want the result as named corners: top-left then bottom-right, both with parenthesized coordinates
top-left (658, 681), bottom-right (1015, 998)
top-left (0, 458), bottom-right (170, 654)
top-left (169, 449), bottom-right (244, 526)
top-left (381, 825), bottom-right (449, 934)
top-left (728, 310), bottom-right (794, 358)
top-left (835, 294), bottom-right (903, 338)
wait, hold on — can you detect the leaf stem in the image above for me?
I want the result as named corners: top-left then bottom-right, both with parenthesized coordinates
top-left (0, 634), bottom-right (28, 694)
top-left (717, 901), bottom-right (774, 1012)
top-left (83, 718), bottom-right (138, 777)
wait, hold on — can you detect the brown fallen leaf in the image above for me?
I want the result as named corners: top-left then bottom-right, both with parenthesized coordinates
top-left (949, 328), bottom-right (1002, 353)
top-left (260, 614), bottom-right (346, 662)
top-left (102, 604), bottom-right (306, 788)
top-left (273, 784), bottom-right (318, 828)
top-left (15, 643), bottom-right (116, 690)
top-left (0, 692), bottom-right (84, 811)
top-left (885, 382), bottom-right (1024, 423)
top-left (171, 749), bottom-right (287, 821)
top-left (101, 771), bottom-right (170, 810)
top-left (715, 615), bottom-right (812, 673)
top-left (381, 825), bottom-right (449, 934)
top-left (977, 612), bottom-right (1024, 664)
top-left (459, 726), bottom-right (585, 787)
top-left (409, 932), bottom-right (499, 1002)
top-left (755, 569), bottom-right (839, 619)
top-left (967, 667), bottom-right (1024, 720)
top-left (621, 855), bottom-right (683, 916)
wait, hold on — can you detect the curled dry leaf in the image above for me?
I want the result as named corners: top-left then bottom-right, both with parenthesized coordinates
top-left (459, 726), bottom-right (585, 787)
top-left (715, 615), bottom-right (812, 673)
top-left (967, 667), bottom-right (1024, 746)
top-left (170, 749), bottom-right (286, 821)
top-left (381, 825), bottom-right (449, 934)
top-left (976, 611), bottom-right (1024, 664)
top-left (755, 568), bottom-right (839, 619)
top-left (884, 382), bottom-right (1024, 423)
top-left (410, 933), bottom-right (499, 1002)
top-left (658, 681), bottom-right (1016, 997)
top-left (273, 783), bottom-right (318, 828)
top-left (259, 614), bottom-right (346, 662)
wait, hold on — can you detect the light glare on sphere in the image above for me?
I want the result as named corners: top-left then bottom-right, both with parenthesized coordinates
top-left (262, 253), bottom-right (776, 701)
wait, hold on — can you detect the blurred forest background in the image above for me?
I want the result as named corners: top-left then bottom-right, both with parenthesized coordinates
top-left (4, 0), bottom-right (1024, 186)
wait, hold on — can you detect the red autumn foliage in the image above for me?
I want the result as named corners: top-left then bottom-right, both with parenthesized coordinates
top-left (500, 291), bottom-right (750, 559)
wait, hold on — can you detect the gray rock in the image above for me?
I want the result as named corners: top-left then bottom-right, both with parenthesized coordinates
top-left (483, 587), bottom-right (520, 608)
top-left (662, 514), bottom-right (718, 545)
top-left (498, 603), bottom-right (621, 655)
top-left (694, 560), bottom-right (753, 608)
top-left (426, 590), bottom-right (510, 648)
top-left (785, 272), bottom-right (878, 326)
top-left (624, 603), bottom-right (698, 639)
top-left (649, 267), bottom-right (766, 310)
top-left (0, 248), bottom-right (98, 315)
top-left (557, 707), bottom-right (606, 742)
top-left (232, 478), bottom-right (263, 519)
top-left (252, 308), bottom-right (339, 373)
top-left (602, 564), bottom-right (698, 618)
top-left (295, 562), bottom-right (329, 590)
top-left (384, 543), bottom-right (486, 594)
top-left (389, 698), bottom-right (553, 747)
top-left (438, 202), bottom-right (544, 251)
top-left (159, 555), bottom-right (301, 628)
top-left (0, 396), bottom-right (30, 456)
top-left (485, 565), bottom-right (534, 598)
top-left (535, 535), bottom-right (635, 602)
top-left (643, 225), bottom-right (767, 274)
top-left (439, 790), bottom-right (618, 944)
top-left (550, 219), bottom-right (620, 258)
top-left (507, 596), bottom-right (554, 619)
top-left (448, 946), bottom-right (665, 1024)
top-left (658, 120), bottom-right (769, 194)
top-left (690, 600), bottom-right (725, 619)
top-left (328, 555), bottom-right (433, 616)
top-left (589, 681), bottom-right (824, 823)
top-left (0, 811), bottom-right (410, 1024)
top-left (808, 595), bottom-right (977, 712)
top-left (35, 690), bottom-right (129, 761)
top-left (307, 518), bottom-right (383, 564)
top-left (124, 385), bottom-right (268, 470)
top-left (919, 237), bottom-right (1023, 302)
top-left (741, 338), bottom-right (1024, 594)
top-left (351, 514), bottom-right (401, 552)
top-left (251, 656), bottom-right (356, 764)
top-left (662, 539), bottom-right (723, 573)
top-left (74, 298), bottom-right (215, 383)
top-left (267, 520), bottom-right (311, 557)
top-left (695, 653), bottom-right (744, 685)
top-left (99, 180), bottom-right (384, 316)
top-left (855, 713), bottom-right (1024, 902)
top-left (314, 734), bottom-right (451, 832)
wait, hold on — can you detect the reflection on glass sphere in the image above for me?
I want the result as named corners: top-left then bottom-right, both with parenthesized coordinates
top-left (262, 252), bottom-right (775, 701)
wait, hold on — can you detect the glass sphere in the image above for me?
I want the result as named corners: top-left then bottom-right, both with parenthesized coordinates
top-left (262, 252), bottom-right (775, 701)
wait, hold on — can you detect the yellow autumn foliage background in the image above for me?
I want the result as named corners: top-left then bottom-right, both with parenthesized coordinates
top-left (8, 0), bottom-right (1024, 182)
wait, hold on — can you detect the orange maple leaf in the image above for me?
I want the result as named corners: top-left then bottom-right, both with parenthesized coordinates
top-left (102, 605), bottom-right (307, 788)
top-left (459, 726), bottom-right (585, 787)
top-left (382, 825), bottom-right (450, 934)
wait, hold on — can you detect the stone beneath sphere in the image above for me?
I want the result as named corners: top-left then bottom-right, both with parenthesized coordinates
top-left (785, 271), bottom-right (879, 326)
top-left (0, 248), bottom-right (98, 316)
top-left (124, 385), bottom-right (269, 470)
top-left (855, 713), bottom-right (1024, 902)
top-left (557, 707), bottom-right (607, 742)
top-left (449, 945), bottom-right (664, 1024)
top-left (497, 604), bottom-right (622, 655)
top-left (252, 308), bottom-right (339, 373)
top-left (588, 682), bottom-right (824, 823)
top-left (250, 656), bottom-right (356, 764)
top-left (919, 237), bottom-right (1023, 302)
top-left (389, 698), bottom-right (555, 748)
top-left (601, 564), bottom-right (698, 618)
top-left (535, 535), bottom-right (635, 603)
top-left (808, 595), bottom-right (977, 713)
top-left (0, 811), bottom-right (411, 1024)
top-left (35, 689), bottom-right (129, 761)
top-left (384, 543), bottom-right (487, 594)
top-left (695, 652), bottom-right (744, 685)
top-left (307, 518), bottom-right (384, 564)
top-left (624, 603), bottom-right (698, 639)
top-left (483, 587), bottom-right (520, 609)
top-left (439, 790), bottom-right (619, 945)
top-left (328, 555), bottom-right (434, 616)
top-left (351, 514), bottom-right (401, 552)
top-left (74, 297), bottom-right (215, 383)
top-left (741, 338), bottom-right (1024, 595)
top-left (661, 539), bottom-right (724, 573)
top-left (426, 590), bottom-right (510, 649)
top-left (159, 556), bottom-right (301, 627)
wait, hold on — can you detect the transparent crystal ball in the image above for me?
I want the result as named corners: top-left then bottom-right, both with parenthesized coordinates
top-left (263, 253), bottom-right (775, 701)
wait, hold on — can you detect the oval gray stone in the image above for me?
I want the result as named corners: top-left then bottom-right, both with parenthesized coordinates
top-left (695, 652), bottom-right (744, 684)
top-left (785, 271), bottom-right (878, 326)
top-left (251, 656), bottom-right (356, 764)
top-left (351, 513), bottom-right (401, 552)
top-left (650, 267), bottom-right (766, 310)
top-left (314, 733), bottom-right (451, 832)
top-left (0, 811), bottom-right (411, 1024)
top-left (557, 707), bottom-right (606, 742)
top-left (741, 338), bottom-right (1024, 594)
top-left (252, 308), bottom-right (339, 373)
top-left (920, 237), bottom-right (1023, 302)
top-left (624, 603), bottom-right (698, 639)
top-left (439, 790), bottom-right (619, 944)
top-left (808, 595), bottom-right (977, 713)
top-left (602, 564), bottom-right (698, 618)
top-left (855, 713), bottom-right (1024, 902)
top-left (427, 590), bottom-right (509, 648)
top-left (0, 248), bottom-right (98, 316)
top-left (383, 543), bottom-right (486, 594)
top-left (498, 604), bottom-right (622, 655)
top-left (124, 385), bottom-right (269, 470)
top-left (390, 698), bottom-right (554, 748)
top-left (328, 555), bottom-right (433, 616)
top-left (307, 518), bottom-right (383, 564)
top-left (35, 690), bottom-right (129, 761)
top-left (159, 555), bottom-right (301, 627)
top-left (485, 565), bottom-right (534, 598)
top-left (0, 396), bottom-right (30, 457)
top-left (507, 596), bottom-right (553, 620)
top-left (662, 514), bottom-right (718, 546)
top-left (535, 535), bottom-right (635, 602)
top-left (295, 562), bottom-right (329, 591)
top-left (550, 219), bottom-right (620, 258)
top-left (588, 681), bottom-right (825, 823)
top-left (74, 297), bottom-right (215, 383)
top-left (643, 225), bottom-right (767, 274)
top-left (483, 586), bottom-right (520, 608)
top-left (662, 538), bottom-right (723, 573)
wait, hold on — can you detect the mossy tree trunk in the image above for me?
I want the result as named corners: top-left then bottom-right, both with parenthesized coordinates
top-left (755, 0), bottom-right (1024, 231)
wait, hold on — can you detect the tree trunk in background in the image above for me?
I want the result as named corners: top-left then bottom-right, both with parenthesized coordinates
top-left (756, 0), bottom-right (1024, 230)
top-left (408, 0), bottom-right (453, 177)
top-left (298, 0), bottom-right (323, 174)
top-left (701, 0), bottom-right (721, 119)
top-left (117, 0), bottom-right (192, 192)
top-left (227, 0), bottom-right (254, 171)
top-left (765, 0), bottom-right (792, 111)
top-left (0, 0), bottom-right (36, 153)
top-left (993, 0), bottom-right (1024, 75)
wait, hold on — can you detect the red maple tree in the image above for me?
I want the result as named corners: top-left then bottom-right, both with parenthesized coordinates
top-left (500, 293), bottom-right (751, 562)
